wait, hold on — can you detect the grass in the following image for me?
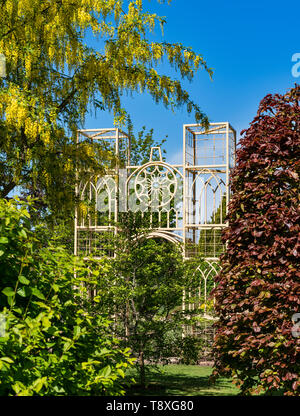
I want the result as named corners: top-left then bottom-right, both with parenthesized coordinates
top-left (125, 365), bottom-right (240, 396)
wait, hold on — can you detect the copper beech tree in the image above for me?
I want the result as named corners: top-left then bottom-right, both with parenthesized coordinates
top-left (212, 85), bottom-right (300, 395)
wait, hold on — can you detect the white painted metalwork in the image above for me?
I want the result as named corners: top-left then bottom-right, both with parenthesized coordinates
top-left (75, 123), bottom-right (236, 315)
top-left (0, 53), bottom-right (6, 78)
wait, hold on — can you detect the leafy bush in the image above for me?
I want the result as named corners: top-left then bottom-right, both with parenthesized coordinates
top-left (179, 336), bottom-right (203, 365)
top-left (91, 212), bottom-right (186, 387)
top-left (212, 85), bottom-right (300, 395)
top-left (0, 198), bottom-right (134, 395)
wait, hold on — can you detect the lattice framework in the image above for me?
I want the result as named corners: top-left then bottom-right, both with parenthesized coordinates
top-left (75, 123), bottom-right (236, 317)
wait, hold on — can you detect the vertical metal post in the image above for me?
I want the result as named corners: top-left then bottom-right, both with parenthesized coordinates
top-left (115, 128), bottom-right (119, 226)
top-left (225, 122), bottom-right (230, 220)
top-left (127, 131), bottom-right (131, 167)
top-left (192, 132), bottom-right (196, 248)
top-left (233, 127), bottom-right (237, 168)
top-left (0, 53), bottom-right (6, 78)
top-left (183, 125), bottom-right (186, 257)
top-left (182, 125), bottom-right (187, 338)
top-left (74, 131), bottom-right (79, 257)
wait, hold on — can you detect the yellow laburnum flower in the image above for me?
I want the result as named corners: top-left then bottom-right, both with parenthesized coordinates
top-left (25, 56), bottom-right (31, 75)
top-left (42, 131), bottom-right (51, 145)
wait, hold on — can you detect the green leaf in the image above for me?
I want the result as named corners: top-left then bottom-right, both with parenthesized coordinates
top-left (64, 300), bottom-right (72, 307)
top-left (31, 288), bottom-right (46, 300)
top-left (53, 386), bottom-right (65, 393)
top-left (46, 326), bottom-right (59, 336)
top-left (117, 368), bottom-right (125, 378)
top-left (32, 377), bottom-right (47, 393)
top-left (73, 326), bottom-right (81, 338)
top-left (18, 275), bottom-right (30, 285)
top-left (0, 357), bottom-right (14, 363)
top-left (51, 283), bottom-right (60, 292)
top-left (32, 301), bottom-right (50, 310)
top-left (12, 307), bottom-right (23, 315)
top-left (0, 237), bottom-right (8, 244)
top-left (18, 229), bottom-right (27, 239)
top-left (98, 347), bottom-right (111, 356)
top-left (100, 365), bottom-right (112, 378)
top-left (2, 287), bottom-right (15, 297)
top-left (63, 340), bottom-right (73, 352)
top-left (17, 287), bottom-right (31, 298)
top-left (41, 316), bottom-right (51, 328)
top-left (7, 296), bottom-right (15, 307)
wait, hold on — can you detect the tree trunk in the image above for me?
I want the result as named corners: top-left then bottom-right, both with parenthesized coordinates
top-left (125, 301), bottom-right (130, 339)
top-left (139, 351), bottom-right (145, 389)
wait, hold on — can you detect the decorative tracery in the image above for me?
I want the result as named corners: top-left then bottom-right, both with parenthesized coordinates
top-left (74, 125), bottom-right (236, 352)
top-left (75, 124), bottom-right (235, 290)
top-left (134, 164), bottom-right (178, 210)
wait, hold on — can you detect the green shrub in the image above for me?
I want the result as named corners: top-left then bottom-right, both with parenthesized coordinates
top-left (0, 197), bottom-right (134, 395)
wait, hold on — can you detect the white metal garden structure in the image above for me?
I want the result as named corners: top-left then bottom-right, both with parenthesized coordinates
top-left (74, 123), bottom-right (236, 319)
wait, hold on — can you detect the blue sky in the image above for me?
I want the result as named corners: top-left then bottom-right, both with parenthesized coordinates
top-left (84, 0), bottom-right (300, 164)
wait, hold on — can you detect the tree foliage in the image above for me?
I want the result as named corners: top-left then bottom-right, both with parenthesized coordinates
top-left (91, 212), bottom-right (186, 387)
top-left (212, 85), bottom-right (300, 395)
top-left (0, 0), bottom-right (212, 217)
top-left (127, 116), bottom-right (167, 166)
top-left (0, 198), bottom-right (134, 395)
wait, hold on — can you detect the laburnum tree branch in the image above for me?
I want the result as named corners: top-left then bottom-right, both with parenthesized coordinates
top-left (0, 0), bottom-right (212, 218)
